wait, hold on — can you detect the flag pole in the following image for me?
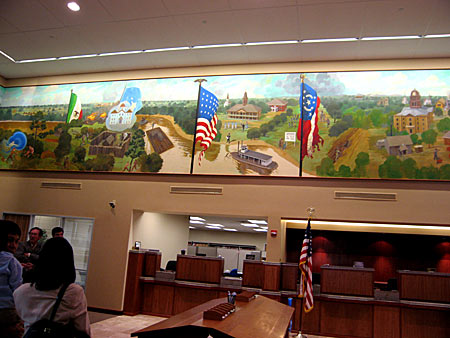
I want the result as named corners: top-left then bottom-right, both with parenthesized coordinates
top-left (297, 207), bottom-right (315, 338)
top-left (190, 79), bottom-right (207, 174)
top-left (65, 89), bottom-right (73, 124)
top-left (299, 74), bottom-right (305, 176)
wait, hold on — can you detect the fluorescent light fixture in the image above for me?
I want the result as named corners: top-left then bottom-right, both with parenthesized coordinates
top-left (206, 225), bottom-right (222, 229)
top-left (241, 223), bottom-right (259, 227)
top-left (360, 35), bottom-right (421, 41)
top-left (189, 226), bottom-right (196, 229)
top-left (67, 2), bottom-right (80, 12)
top-left (253, 228), bottom-right (267, 232)
top-left (190, 217), bottom-right (205, 221)
top-left (301, 37), bottom-right (358, 43)
top-left (245, 40), bottom-right (298, 46)
top-left (189, 220), bottom-right (204, 224)
top-left (248, 220), bottom-right (268, 225)
top-left (224, 228), bottom-right (238, 231)
top-left (143, 46), bottom-right (190, 53)
top-left (18, 57), bottom-right (57, 63)
top-left (260, 226), bottom-right (268, 230)
top-left (58, 54), bottom-right (97, 60)
top-left (0, 50), bottom-right (15, 62)
top-left (98, 50), bottom-right (143, 57)
top-left (207, 223), bottom-right (223, 227)
top-left (424, 33), bottom-right (450, 39)
top-left (192, 43), bottom-right (243, 49)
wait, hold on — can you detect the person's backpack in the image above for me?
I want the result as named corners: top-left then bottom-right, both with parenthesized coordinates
top-left (23, 284), bottom-right (79, 338)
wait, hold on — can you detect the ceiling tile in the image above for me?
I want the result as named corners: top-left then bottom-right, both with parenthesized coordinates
top-left (246, 44), bottom-right (301, 63)
top-left (298, 41), bottom-right (358, 61)
top-left (356, 39), bottom-right (421, 60)
top-left (162, 0), bottom-right (231, 15)
top-left (233, 7), bottom-right (299, 42)
top-left (173, 12), bottom-right (243, 46)
top-left (41, 0), bottom-right (113, 26)
top-left (98, 0), bottom-right (169, 20)
top-left (361, 0), bottom-right (433, 37)
top-left (143, 50), bottom-right (200, 69)
top-left (0, 16), bottom-right (19, 34)
top-left (298, 2), bottom-right (364, 39)
top-left (193, 46), bottom-right (249, 65)
top-left (425, 0), bottom-right (450, 34)
top-left (0, 0), bottom-right (63, 31)
top-left (0, 32), bottom-right (32, 60)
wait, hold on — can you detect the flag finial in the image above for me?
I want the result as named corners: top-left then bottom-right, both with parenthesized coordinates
top-left (306, 207), bottom-right (315, 219)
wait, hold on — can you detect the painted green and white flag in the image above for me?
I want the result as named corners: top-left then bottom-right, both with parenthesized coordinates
top-left (66, 92), bottom-right (82, 123)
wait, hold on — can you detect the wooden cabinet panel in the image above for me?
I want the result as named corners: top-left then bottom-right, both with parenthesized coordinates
top-left (320, 300), bottom-right (373, 338)
top-left (176, 255), bottom-right (224, 284)
top-left (321, 266), bottom-right (374, 297)
top-left (123, 251), bottom-right (145, 315)
top-left (143, 252), bottom-right (161, 277)
top-left (242, 260), bottom-right (264, 288)
top-left (173, 285), bottom-right (219, 314)
top-left (281, 263), bottom-right (299, 291)
top-left (301, 299), bottom-right (320, 334)
top-left (374, 305), bottom-right (400, 338)
top-left (401, 307), bottom-right (450, 338)
top-left (399, 271), bottom-right (450, 302)
top-left (263, 263), bottom-right (281, 291)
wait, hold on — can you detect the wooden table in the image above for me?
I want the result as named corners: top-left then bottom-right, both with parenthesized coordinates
top-left (132, 295), bottom-right (294, 338)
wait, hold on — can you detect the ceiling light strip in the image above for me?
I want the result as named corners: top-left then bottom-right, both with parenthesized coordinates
top-left (3, 33), bottom-right (449, 65)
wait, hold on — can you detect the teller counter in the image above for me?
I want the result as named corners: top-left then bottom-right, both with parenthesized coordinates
top-left (300, 265), bottom-right (450, 338)
top-left (123, 251), bottom-right (299, 326)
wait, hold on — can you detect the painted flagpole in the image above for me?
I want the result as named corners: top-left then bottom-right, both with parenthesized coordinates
top-left (299, 74), bottom-right (305, 176)
top-left (65, 89), bottom-right (73, 124)
top-left (189, 79), bottom-right (207, 174)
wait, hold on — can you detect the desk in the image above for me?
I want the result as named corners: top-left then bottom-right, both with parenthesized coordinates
top-left (132, 295), bottom-right (294, 338)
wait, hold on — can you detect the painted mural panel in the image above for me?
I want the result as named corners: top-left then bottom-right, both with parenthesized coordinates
top-left (0, 70), bottom-right (449, 180)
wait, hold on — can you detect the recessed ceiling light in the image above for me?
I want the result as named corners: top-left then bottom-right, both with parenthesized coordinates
top-left (190, 217), bottom-right (205, 221)
top-left (241, 223), bottom-right (259, 227)
top-left (206, 225), bottom-right (222, 229)
top-left (67, 2), bottom-right (80, 12)
top-left (248, 220), bottom-right (268, 225)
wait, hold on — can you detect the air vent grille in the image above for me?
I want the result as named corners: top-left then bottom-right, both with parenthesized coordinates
top-left (335, 191), bottom-right (396, 201)
top-left (170, 186), bottom-right (223, 195)
top-left (41, 182), bottom-right (82, 190)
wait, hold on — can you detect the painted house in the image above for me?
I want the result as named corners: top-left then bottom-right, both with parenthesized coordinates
top-left (267, 98), bottom-right (288, 112)
top-left (238, 145), bottom-right (273, 167)
top-left (227, 92), bottom-right (262, 120)
top-left (444, 131), bottom-right (450, 145)
top-left (384, 135), bottom-right (413, 156)
top-left (393, 89), bottom-right (433, 134)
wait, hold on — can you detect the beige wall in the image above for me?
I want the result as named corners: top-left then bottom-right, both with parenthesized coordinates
top-left (188, 229), bottom-right (267, 251)
top-left (0, 58), bottom-right (449, 311)
top-left (132, 212), bottom-right (189, 268)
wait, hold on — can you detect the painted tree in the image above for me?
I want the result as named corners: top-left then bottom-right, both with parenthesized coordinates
top-left (29, 111), bottom-right (47, 148)
top-left (125, 129), bottom-right (145, 171)
top-left (421, 129), bottom-right (438, 148)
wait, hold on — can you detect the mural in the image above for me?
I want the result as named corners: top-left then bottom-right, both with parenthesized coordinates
top-left (0, 69), bottom-right (449, 180)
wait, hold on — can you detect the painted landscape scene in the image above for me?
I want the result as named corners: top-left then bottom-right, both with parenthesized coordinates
top-left (0, 70), bottom-right (449, 180)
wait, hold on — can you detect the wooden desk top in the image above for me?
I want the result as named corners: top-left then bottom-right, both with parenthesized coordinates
top-left (132, 295), bottom-right (294, 338)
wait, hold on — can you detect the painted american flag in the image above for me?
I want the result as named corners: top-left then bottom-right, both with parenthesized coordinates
top-left (299, 218), bottom-right (314, 312)
top-left (297, 82), bottom-right (323, 160)
top-left (196, 87), bottom-right (219, 165)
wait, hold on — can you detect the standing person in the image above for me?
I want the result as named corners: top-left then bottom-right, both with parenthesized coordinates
top-left (13, 238), bottom-right (91, 337)
top-left (0, 220), bottom-right (23, 309)
top-left (15, 227), bottom-right (43, 283)
top-left (52, 227), bottom-right (64, 238)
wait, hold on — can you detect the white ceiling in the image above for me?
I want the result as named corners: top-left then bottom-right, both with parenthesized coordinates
top-left (0, 0), bottom-right (449, 79)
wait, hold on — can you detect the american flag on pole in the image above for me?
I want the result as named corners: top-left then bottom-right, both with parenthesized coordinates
top-left (297, 82), bottom-right (323, 160)
top-left (196, 87), bottom-right (219, 165)
top-left (299, 218), bottom-right (314, 312)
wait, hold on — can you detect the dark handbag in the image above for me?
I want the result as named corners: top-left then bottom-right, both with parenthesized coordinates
top-left (24, 284), bottom-right (79, 338)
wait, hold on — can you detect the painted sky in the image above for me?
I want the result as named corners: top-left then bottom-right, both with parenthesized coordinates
top-left (1, 70), bottom-right (449, 107)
